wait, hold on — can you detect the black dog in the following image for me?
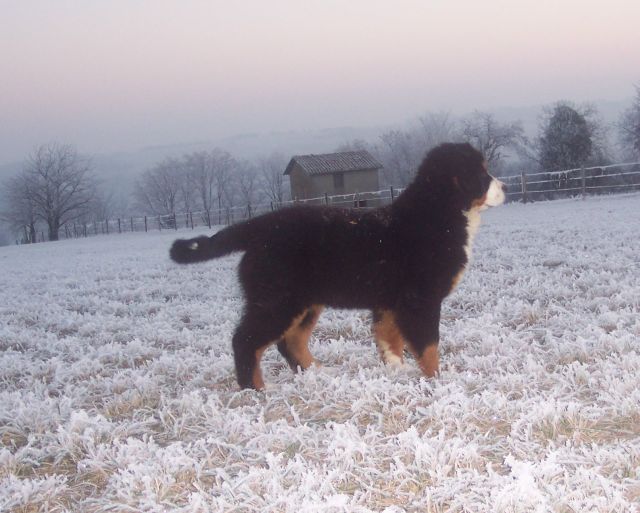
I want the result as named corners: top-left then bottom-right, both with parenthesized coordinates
top-left (170, 143), bottom-right (505, 389)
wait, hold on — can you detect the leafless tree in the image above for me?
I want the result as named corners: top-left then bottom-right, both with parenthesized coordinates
top-left (185, 151), bottom-right (215, 227)
top-left (176, 158), bottom-right (196, 215)
top-left (258, 152), bottom-right (288, 205)
top-left (133, 158), bottom-right (182, 217)
top-left (334, 139), bottom-right (373, 153)
top-left (418, 111), bottom-right (459, 149)
top-left (378, 129), bottom-right (424, 186)
top-left (1, 173), bottom-right (38, 243)
top-left (618, 85), bottom-right (640, 159)
top-left (210, 149), bottom-right (235, 224)
top-left (459, 111), bottom-right (524, 169)
top-left (89, 190), bottom-right (116, 223)
top-left (20, 143), bottom-right (96, 241)
top-left (236, 160), bottom-right (261, 216)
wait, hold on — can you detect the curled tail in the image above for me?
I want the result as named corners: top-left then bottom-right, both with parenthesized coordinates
top-left (169, 225), bottom-right (248, 264)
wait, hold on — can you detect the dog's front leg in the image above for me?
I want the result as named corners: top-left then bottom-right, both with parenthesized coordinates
top-left (373, 309), bottom-right (405, 366)
top-left (395, 303), bottom-right (441, 378)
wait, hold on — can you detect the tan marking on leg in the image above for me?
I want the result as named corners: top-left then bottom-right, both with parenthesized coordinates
top-left (450, 268), bottom-right (466, 293)
top-left (252, 346), bottom-right (267, 390)
top-left (282, 305), bottom-right (323, 369)
top-left (411, 344), bottom-right (439, 378)
top-left (373, 310), bottom-right (405, 365)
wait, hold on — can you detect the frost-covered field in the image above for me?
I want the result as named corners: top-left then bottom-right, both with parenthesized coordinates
top-left (1, 194), bottom-right (639, 513)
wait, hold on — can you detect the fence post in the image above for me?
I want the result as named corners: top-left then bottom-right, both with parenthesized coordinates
top-left (144, 216), bottom-right (148, 232)
top-left (118, 218), bottom-right (121, 234)
top-left (390, 186), bottom-right (395, 202)
top-left (324, 193), bottom-right (329, 205)
top-left (190, 212), bottom-right (194, 229)
top-left (105, 220), bottom-right (109, 234)
top-left (158, 216), bottom-right (161, 231)
top-left (521, 172), bottom-right (528, 204)
top-left (581, 166), bottom-right (586, 199)
top-left (130, 217), bottom-right (134, 232)
top-left (173, 213), bottom-right (177, 230)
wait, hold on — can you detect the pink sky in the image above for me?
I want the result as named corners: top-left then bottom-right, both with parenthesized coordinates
top-left (1, 0), bottom-right (638, 163)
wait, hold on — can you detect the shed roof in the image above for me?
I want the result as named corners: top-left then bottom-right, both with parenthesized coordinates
top-left (284, 150), bottom-right (382, 176)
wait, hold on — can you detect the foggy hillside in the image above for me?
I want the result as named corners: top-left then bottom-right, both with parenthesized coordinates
top-left (1, 99), bottom-right (629, 190)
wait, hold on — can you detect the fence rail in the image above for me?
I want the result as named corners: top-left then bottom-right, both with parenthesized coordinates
top-left (498, 161), bottom-right (640, 203)
top-left (35, 161), bottom-right (640, 243)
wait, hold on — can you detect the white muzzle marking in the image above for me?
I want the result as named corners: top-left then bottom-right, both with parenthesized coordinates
top-left (485, 178), bottom-right (506, 207)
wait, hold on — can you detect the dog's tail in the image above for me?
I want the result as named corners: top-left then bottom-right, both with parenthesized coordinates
top-left (169, 224), bottom-right (248, 264)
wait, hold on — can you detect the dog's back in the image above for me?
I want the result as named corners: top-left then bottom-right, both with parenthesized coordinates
top-left (172, 205), bottom-right (395, 308)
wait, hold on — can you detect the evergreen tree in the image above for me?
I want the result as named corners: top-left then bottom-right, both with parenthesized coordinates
top-left (538, 103), bottom-right (593, 171)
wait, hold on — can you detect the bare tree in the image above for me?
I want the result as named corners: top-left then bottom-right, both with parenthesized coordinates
top-left (185, 151), bottom-right (215, 227)
top-left (618, 85), bottom-right (640, 159)
top-left (459, 111), bottom-right (524, 169)
top-left (20, 143), bottom-right (96, 241)
top-left (334, 139), bottom-right (373, 153)
top-left (378, 129), bottom-right (424, 186)
top-left (170, 157), bottom-right (195, 214)
top-left (89, 190), bottom-right (116, 223)
top-left (210, 149), bottom-right (235, 224)
top-left (133, 158), bottom-right (182, 218)
top-left (418, 111), bottom-right (459, 149)
top-left (258, 152), bottom-right (288, 205)
top-left (1, 173), bottom-right (38, 243)
top-left (236, 161), bottom-right (260, 216)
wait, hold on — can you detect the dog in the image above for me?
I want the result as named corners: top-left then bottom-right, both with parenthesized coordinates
top-left (170, 143), bottom-right (506, 389)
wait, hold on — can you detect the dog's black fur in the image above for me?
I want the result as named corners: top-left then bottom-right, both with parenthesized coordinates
top-left (170, 143), bottom-right (500, 389)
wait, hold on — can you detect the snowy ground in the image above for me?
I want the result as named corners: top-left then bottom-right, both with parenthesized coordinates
top-left (1, 194), bottom-right (639, 513)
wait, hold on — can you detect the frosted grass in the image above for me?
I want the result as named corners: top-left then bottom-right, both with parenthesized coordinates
top-left (1, 194), bottom-right (639, 512)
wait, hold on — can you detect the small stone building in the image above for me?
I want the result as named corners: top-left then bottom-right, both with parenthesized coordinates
top-left (284, 150), bottom-right (382, 202)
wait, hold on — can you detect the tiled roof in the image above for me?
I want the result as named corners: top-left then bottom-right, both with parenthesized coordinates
top-left (284, 150), bottom-right (383, 176)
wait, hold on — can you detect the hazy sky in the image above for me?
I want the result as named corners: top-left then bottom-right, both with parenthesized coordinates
top-left (1, 0), bottom-right (638, 164)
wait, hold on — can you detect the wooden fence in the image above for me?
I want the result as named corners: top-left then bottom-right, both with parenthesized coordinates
top-left (37, 161), bottom-right (640, 242)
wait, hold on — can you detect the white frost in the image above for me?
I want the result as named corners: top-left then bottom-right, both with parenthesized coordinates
top-left (1, 194), bottom-right (639, 512)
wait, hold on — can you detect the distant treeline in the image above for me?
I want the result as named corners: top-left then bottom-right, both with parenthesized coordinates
top-left (2, 87), bottom-right (640, 244)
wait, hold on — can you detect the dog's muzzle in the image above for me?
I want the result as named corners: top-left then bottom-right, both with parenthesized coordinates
top-left (485, 178), bottom-right (506, 207)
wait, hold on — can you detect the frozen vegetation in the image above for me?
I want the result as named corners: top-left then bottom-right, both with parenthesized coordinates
top-left (0, 194), bottom-right (639, 512)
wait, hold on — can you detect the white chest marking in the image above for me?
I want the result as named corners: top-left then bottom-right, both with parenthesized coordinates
top-left (463, 208), bottom-right (482, 262)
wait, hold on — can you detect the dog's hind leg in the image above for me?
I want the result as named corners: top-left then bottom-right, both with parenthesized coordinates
top-left (232, 306), bottom-right (302, 390)
top-left (395, 305), bottom-right (441, 378)
top-left (372, 310), bottom-right (405, 366)
top-left (277, 305), bottom-right (323, 372)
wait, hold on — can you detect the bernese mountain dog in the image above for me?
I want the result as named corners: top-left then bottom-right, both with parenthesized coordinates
top-left (170, 143), bottom-right (506, 390)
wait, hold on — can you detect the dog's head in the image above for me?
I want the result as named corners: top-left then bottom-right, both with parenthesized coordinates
top-left (418, 142), bottom-right (506, 210)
